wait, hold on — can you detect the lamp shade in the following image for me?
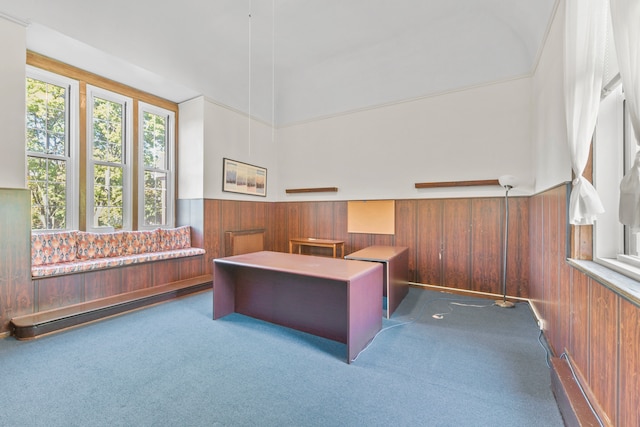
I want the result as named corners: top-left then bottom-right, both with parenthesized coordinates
top-left (498, 175), bottom-right (518, 189)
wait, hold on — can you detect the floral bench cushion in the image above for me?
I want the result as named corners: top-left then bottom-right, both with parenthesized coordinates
top-left (31, 226), bottom-right (204, 278)
top-left (77, 231), bottom-right (125, 260)
top-left (159, 226), bottom-right (191, 250)
top-left (32, 231), bottom-right (78, 266)
top-left (31, 247), bottom-right (205, 278)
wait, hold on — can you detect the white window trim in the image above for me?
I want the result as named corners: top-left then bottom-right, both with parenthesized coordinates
top-left (86, 85), bottom-right (133, 232)
top-left (593, 83), bottom-right (640, 283)
top-left (137, 102), bottom-right (175, 229)
top-left (26, 66), bottom-right (79, 231)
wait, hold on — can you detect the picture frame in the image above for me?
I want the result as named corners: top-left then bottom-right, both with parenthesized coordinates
top-left (222, 158), bottom-right (267, 197)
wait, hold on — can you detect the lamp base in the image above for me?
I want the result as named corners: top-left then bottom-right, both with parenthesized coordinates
top-left (495, 299), bottom-right (515, 308)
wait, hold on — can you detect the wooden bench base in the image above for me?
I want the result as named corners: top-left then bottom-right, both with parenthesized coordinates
top-left (10, 275), bottom-right (212, 340)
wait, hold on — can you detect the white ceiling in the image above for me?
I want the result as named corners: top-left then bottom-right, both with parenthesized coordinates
top-left (0, 0), bottom-right (557, 126)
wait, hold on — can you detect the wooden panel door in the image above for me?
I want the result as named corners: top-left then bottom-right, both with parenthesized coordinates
top-left (470, 198), bottom-right (501, 294)
top-left (417, 199), bottom-right (442, 286)
top-left (395, 200), bottom-right (417, 282)
top-left (442, 199), bottom-right (471, 289)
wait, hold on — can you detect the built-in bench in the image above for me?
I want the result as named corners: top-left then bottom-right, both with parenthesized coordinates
top-left (11, 226), bottom-right (210, 339)
top-left (30, 226), bottom-right (205, 278)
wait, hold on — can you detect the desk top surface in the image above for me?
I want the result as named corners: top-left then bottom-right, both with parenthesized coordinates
top-left (214, 251), bottom-right (379, 281)
top-left (345, 245), bottom-right (409, 262)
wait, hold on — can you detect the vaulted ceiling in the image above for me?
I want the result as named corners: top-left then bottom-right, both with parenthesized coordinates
top-left (0, 0), bottom-right (557, 126)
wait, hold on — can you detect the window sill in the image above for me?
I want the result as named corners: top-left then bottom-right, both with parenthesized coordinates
top-left (568, 258), bottom-right (640, 306)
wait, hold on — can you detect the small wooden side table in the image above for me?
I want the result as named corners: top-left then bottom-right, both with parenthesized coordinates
top-left (289, 237), bottom-right (345, 258)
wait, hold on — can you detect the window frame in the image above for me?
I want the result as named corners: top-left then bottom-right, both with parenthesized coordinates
top-left (86, 85), bottom-right (133, 232)
top-left (25, 66), bottom-right (79, 232)
top-left (137, 102), bottom-right (175, 229)
top-left (594, 83), bottom-right (640, 281)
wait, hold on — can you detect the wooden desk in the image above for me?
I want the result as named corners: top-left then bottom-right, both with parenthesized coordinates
top-left (289, 237), bottom-right (345, 258)
top-left (345, 246), bottom-right (409, 318)
top-left (213, 251), bottom-right (382, 363)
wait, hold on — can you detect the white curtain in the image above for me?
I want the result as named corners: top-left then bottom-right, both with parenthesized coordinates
top-left (611, 0), bottom-right (640, 231)
top-left (564, 0), bottom-right (609, 225)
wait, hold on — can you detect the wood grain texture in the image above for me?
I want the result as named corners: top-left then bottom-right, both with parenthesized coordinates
top-left (0, 189), bottom-right (32, 333)
top-left (84, 268), bottom-right (123, 301)
top-left (619, 298), bottom-right (640, 427)
top-left (471, 198), bottom-right (501, 294)
top-left (569, 271), bottom-right (591, 374)
top-left (414, 179), bottom-right (500, 188)
top-left (178, 255), bottom-right (206, 280)
top-left (508, 197), bottom-right (530, 298)
top-left (285, 187), bottom-right (338, 193)
top-left (442, 199), bottom-right (471, 289)
top-left (394, 200), bottom-right (417, 282)
top-left (153, 257), bottom-right (182, 286)
top-left (545, 189), bottom-right (561, 353)
top-left (35, 274), bottom-right (84, 312)
top-left (196, 195), bottom-right (529, 295)
top-left (529, 182), bottom-right (640, 426)
top-left (589, 284), bottom-right (618, 426)
top-left (416, 199), bottom-right (443, 286)
top-left (27, 52), bottom-right (178, 112)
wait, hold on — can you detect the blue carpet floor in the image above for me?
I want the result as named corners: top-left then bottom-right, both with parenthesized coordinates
top-left (0, 287), bottom-right (563, 426)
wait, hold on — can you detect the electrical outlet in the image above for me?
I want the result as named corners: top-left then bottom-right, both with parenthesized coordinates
top-left (538, 319), bottom-right (546, 330)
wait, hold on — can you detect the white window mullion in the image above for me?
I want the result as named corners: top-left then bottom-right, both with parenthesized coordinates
top-left (86, 85), bottom-right (133, 231)
top-left (138, 102), bottom-right (175, 229)
top-left (25, 67), bottom-right (79, 231)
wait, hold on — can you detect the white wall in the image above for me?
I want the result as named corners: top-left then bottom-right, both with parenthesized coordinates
top-left (277, 78), bottom-right (533, 201)
top-left (0, 16), bottom-right (26, 189)
top-left (178, 97), bottom-right (205, 199)
top-left (179, 3), bottom-right (572, 203)
top-left (531, 1), bottom-right (572, 192)
top-left (179, 96), bottom-right (278, 201)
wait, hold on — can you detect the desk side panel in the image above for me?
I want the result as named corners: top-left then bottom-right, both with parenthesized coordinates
top-left (213, 262), bottom-right (236, 319)
top-left (347, 263), bottom-right (383, 362)
top-left (388, 248), bottom-right (410, 317)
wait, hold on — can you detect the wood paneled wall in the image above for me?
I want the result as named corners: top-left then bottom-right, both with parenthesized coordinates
top-left (529, 183), bottom-right (640, 427)
top-left (180, 195), bottom-right (529, 298)
top-left (0, 189), bottom-right (32, 335)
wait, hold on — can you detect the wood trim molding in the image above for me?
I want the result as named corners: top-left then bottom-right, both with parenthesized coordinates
top-left (286, 187), bottom-right (338, 194)
top-left (415, 179), bottom-right (500, 189)
top-left (26, 51), bottom-right (178, 113)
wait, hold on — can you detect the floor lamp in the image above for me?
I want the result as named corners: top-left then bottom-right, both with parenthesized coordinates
top-left (496, 175), bottom-right (517, 308)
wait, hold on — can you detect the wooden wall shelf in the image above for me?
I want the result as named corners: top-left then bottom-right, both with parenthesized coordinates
top-left (286, 187), bottom-right (338, 194)
top-left (415, 179), bottom-right (500, 189)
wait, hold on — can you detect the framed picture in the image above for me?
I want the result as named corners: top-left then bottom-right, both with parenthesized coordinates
top-left (222, 158), bottom-right (267, 197)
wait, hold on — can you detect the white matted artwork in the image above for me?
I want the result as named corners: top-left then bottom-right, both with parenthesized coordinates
top-left (223, 158), bottom-right (267, 197)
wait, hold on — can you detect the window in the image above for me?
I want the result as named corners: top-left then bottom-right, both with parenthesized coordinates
top-left (25, 56), bottom-right (178, 233)
top-left (139, 103), bottom-right (175, 228)
top-left (87, 86), bottom-right (132, 231)
top-left (594, 83), bottom-right (640, 280)
top-left (25, 68), bottom-right (78, 231)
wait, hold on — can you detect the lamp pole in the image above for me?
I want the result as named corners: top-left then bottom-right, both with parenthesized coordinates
top-left (496, 177), bottom-right (516, 308)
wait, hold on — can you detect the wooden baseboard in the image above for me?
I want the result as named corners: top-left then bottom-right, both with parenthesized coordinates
top-left (550, 357), bottom-right (602, 427)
